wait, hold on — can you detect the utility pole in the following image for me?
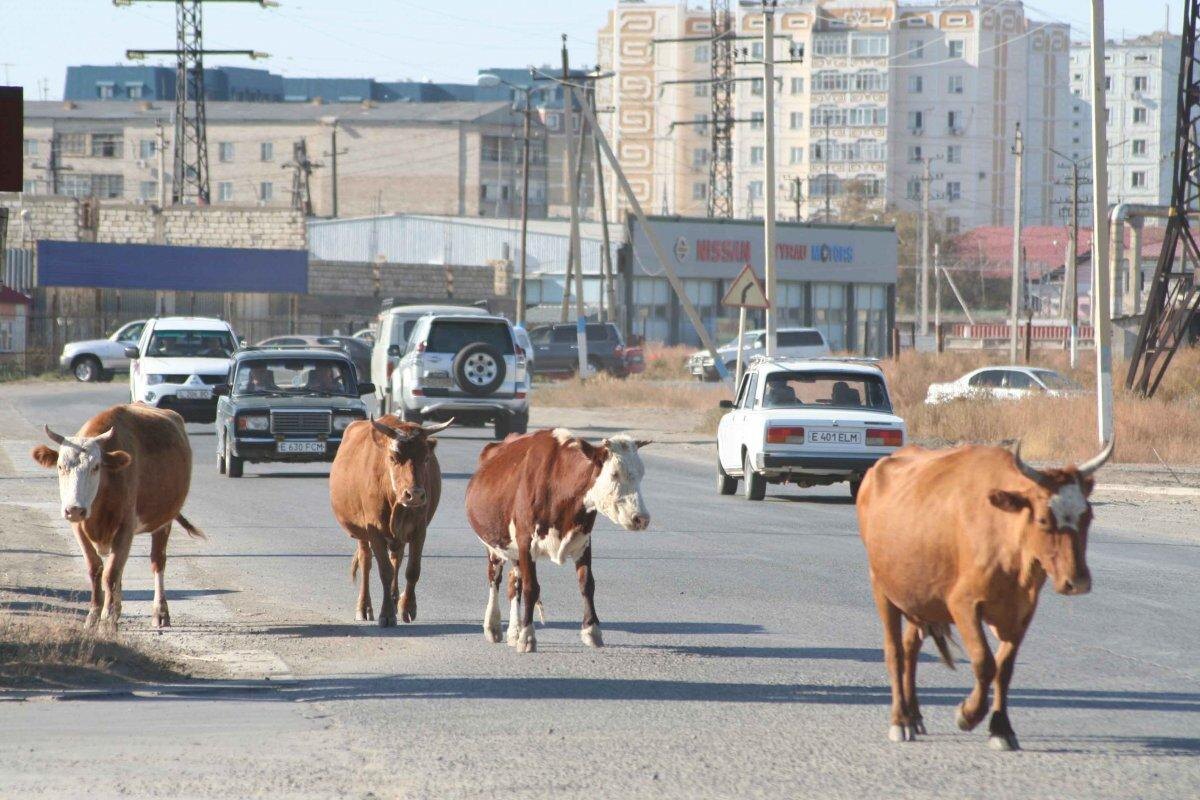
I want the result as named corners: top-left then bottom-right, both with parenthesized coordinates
top-left (920, 156), bottom-right (932, 336)
top-left (791, 176), bottom-right (802, 221)
top-left (762, 0), bottom-right (778, 356)
top-left (322, 118), bottom-right (348, 218)
top-left (560, 35), bottom-right (588, 376)
top-left (933, 242), bottom-right (942, 347)
top-left (590, 85), bottom-right (616, 324)
top-left (1090, 0), bottom-right (1114, 441)
top-left (155, 119), bottom-right (167, 207)
top-left (516, 86), bottom-right (532, 328)
top-left (1009, 123), bottom-right (1024, 363)
top-left (284, 139), bottom-right (320, 217)
top-left (1050, 147), bottom-right (1092, 368)
top-left (120, 0), bottom-right (269, 205)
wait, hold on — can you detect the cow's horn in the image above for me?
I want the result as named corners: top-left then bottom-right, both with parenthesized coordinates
top-left (43, 425), bottom-right (67, 446)
top-left (370, 417), bottom-right (400, 439)
top-left (1011, 441), bottom-right (1051, 488)
top-left (1077, 437), bottom-right (1116, 477)
top-left (91, 428), bottom-right (115, 445)
top-left (420, 418), bottom-right (455, 435)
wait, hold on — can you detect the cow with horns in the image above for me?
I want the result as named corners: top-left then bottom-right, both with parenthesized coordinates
top-left (466, 428), bottom-right (651, 653)
top-left (329, 415), bottom-right (451, 627)
top-left (29, 404), bottom-right (205, 631)
top-left (856, 438), bottom-right (1114, 750)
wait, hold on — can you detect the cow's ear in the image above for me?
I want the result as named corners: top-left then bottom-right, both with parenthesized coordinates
top-left (103, 450), bottom-right (132, 472)
top-left (30, 445), bottom-right (58, 468)
top-left (1079, 475), bottom-right (1095, 496)
top-left (426, 438), bottom-right (438, 451)
top-left (988, 489), bottom-right (1030, 513)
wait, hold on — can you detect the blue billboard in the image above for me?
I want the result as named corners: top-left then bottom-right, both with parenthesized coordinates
top-left (36, 240), bottom-right (308, 294)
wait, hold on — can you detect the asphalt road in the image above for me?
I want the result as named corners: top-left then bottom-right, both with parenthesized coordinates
top-left (1, 382), bottom-right (1198, 799)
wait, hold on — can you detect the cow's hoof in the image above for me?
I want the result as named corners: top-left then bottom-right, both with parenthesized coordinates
top-left (400, 593), bottom-right (416, 623)
top-left (484, 625), bottom-right (502, 643)
top-left (97, 618), bottom-right (119, 637)
top-left (956, 704), bottom-right (981, 732)
top-left (506, 627), bottom-right (521, 647)
top-left (516, 626), bottom-right (536, 653)
top-left (152, 607), bottom-right (171, 629)
top-left (83, 610), bottom-right (100, 629)
top-left (988, 734), bottom-right (1020, 752)
top-left (580, 624), bottom-right (603, 648)
top-left (888, 724), bottom-right (916, 743)
top-left (912, 717), bottom-right (927, 735)
top-left (378, 605), bottom-right (397, 628)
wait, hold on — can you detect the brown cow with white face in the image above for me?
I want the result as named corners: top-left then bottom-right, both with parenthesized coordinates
top-left (857, 438), bottom-right (1114, 751)
top-left (30, 404), bottom-right (204, 631)
top-left (466, 428), bottom-right (650, 653)
top-left (329, 415), bottom-right (450, 627)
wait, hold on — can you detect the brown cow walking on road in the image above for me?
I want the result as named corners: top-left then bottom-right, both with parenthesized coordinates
top-left (466, 428), bottom-right (650, 653)
top-left (30, 404), bottom-right (205, 631)
top-left (857, 439), bottom-right (1114, 750)
top-left (329, 416), bottom-right (450, 627)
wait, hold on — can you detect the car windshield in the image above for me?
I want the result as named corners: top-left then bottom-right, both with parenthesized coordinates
top-left (1032, 369), bottom-right (1080, 391)
top-left (234, 358), bottom-right (353, 396)
top-left (147, 330), bottom-right (235, 358)
top-left (760, 371), bottom-right (892, 411)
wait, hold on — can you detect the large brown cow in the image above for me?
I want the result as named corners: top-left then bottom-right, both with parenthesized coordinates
top-left (857, 438), bottom-right (1114, 751)
top-left (329, 415), bottom-right (450, 627)
top-left (466, 428), bottom-right (650, 653)
top-left (30, 404), bottom-right (204, 631)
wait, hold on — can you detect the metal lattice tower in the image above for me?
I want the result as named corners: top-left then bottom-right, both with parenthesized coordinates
top-left (1127, 0), bottom-right (1200, 396)
top-left (708, 0), bottom-right (734, 218)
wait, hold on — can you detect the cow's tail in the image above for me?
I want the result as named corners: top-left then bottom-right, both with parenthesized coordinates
top-left (351, 550), bottom-right (360, 583)
top-left (535, 600), bottom-right (546, 625)
top-left (926, 622), bottom-right (957, 670)
top-left (174, 513), bottom-right (207, 540)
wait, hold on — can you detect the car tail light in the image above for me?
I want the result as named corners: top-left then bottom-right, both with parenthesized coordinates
top-left (411, 388), bottom-right (425, 397)
top-left (515, 391), bottom-right (526, 400)
top-left (867, 428), bottom-right (904, 447)
top-left (515, 345), bottom-right (527, 368)
top-left (766, 425), bottom-right (805, 444)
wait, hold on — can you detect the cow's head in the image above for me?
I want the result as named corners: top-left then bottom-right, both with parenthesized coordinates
top-left (31, 426), bottom-right (132, 522)
top-left (583, 435), bottom-right (651, 531)
top-left (989, 439), bottom-right (1114, 596)
top-left (370, 417), bottom-right (452, 509)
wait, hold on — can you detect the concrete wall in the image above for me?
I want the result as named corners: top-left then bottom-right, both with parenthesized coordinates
top-left (309, 259), bottom-right (508, 303)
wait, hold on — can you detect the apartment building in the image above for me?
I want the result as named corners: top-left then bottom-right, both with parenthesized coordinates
top-left (17, 100), bottom-right (551, 219)
top-left (597, 0), bottom-right (1071, 232)
top-left (1069, 32), bottom-right (1179, 207)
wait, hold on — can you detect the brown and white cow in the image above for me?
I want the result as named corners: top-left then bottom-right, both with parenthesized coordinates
top-left (465, 428), bottom-right (650, 653)
top-left (329, 415), bottom-right (450, 627)
top-left (857, 438), bottom-right (1114, 750)
top-left (30, 404), bottom-right (204, 631)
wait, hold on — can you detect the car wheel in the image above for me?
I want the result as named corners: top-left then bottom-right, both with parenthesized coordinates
top-left (454, 342), bottom-right (506, 396)
top-left (217, 434), bottom-right (227, 475)
top-left (743, 451), bottom-right (765, 501)
top-left (511, 411), bottom-right (528, 435)
top-left (493, 414), bottom-right (511, 440)
top-left (849, 477), bottom-right (863, 502)
top-left (226, 437), bottom-right (243, 479)
top-left (98, 370), bottom-right (115, 383)
top-left (586, 357), bottom-right (606, 378)
top-left (72, 356), bottom-right (101, 383)
top-left (717, 454), bottom-right (737, 495)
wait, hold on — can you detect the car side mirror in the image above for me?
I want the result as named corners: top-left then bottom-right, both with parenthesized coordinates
top-left (124, 346), bottom-right (140, 359)
top-left (357, 382), bottom-right (376, 396)
top-left (719, 399), bottom-right (735, 409)
top-left (212, 384), bottom-right (230, 397)
top-left (387, 344), bottom-right (402, 358)
top-left (238, 337), bottom-right (247, 348)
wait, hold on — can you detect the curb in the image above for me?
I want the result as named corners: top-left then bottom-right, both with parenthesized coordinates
top-left (1094, 484), bottom-right (1200, 497)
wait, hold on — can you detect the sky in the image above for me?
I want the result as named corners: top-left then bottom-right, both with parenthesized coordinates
top-left (1, 0), bottom-right (1181, 99)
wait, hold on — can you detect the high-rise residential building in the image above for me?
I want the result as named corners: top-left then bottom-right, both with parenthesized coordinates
top-left (1069, 31), bottom-right (1179, 207)
top-left (597, 0), bottom-right (1071, 233)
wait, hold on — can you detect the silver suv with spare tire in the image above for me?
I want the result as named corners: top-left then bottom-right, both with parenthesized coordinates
top-left (395, 314), bottom-right (530, 439)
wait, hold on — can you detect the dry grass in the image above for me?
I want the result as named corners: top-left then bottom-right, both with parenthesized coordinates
top-left (0, 612), bottom-right (187, 690)
top-left (535, 372), bottom-right (726, 412)
top-left (638, 342), bottom-right (694, 381)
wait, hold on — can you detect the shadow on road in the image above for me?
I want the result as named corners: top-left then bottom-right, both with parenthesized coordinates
top-left (258, 622), bottom-right (480, 638)
top-left (250, 472), bottom-right (331, 480)
top-left (0, 585), bottom-right (236, 604)
top-left (542, 620), bottom-right (765, 635)
top-left (638, 644), bottom-right (941, 664)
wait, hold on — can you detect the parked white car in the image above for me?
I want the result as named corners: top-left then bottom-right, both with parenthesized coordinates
top-left (370, 303), bottom-right (491, 415)
top-left (924, 366), bottom-right (1085, 405)
top-left (126, 317), bottom-right (239, 423)
top-left (716, 357), bottom-right (906, 500)
top-left (59, 319), bottom-right (147, 382)
top-left (689, 327), bottom-right (830, 381)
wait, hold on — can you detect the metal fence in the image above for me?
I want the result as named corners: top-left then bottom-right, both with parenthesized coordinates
top-left (3, 249), bottom-right (34, 293)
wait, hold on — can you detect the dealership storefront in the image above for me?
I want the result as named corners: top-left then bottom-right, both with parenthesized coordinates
top-left (621, 216), bottom-right (898, 357)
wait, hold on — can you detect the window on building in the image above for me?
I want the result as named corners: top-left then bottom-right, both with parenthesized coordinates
top-left (906, 176), bottom-right (922, 200)
top-left (850, 33), bottom-right (888, 57)
top-left (814, 35), bottom-right (848, 57)
top-left (813, 106), bottom-right (847, 127)
top-left (948, 39), bottom-right (964, 59)
top-left (138, 139), bottom-right (156, 159)
top-left (260, 181), bottom-right (273, 202)
top-left (908, 110), bottom-right (924, 131)
top-left (849, 106), bottom-right (887, 126)
top-left (810, 174), bottom-right (841, 198)
top-left (789, 111), bottom-right (804, 130)
top-left (694, 114), bottom-right (708, 134)
top-left (1133, 106), bottom-right (1148, 124)
top-left (59, 133), bottom-right (86, 156)
top-left (22, 139), bottom-right (36, 156)
top-left (1131, 171), bottom-right (1147, 188)
top-left (859, 139), bottom-right (885, 161)
top-left (695, 44), bottom-right (710, 62)
top-left (790, 76), bottom-right (804, 94)
top-left (692, 182), bottom-right (707, 200)
top-left (750, 146), bottom-right (764, 165)
top-left (945, 216), bottom-right (961, 235)
top-left (92, 174), bottom-right (124, 199)
top-left (60, 174), bottom-right (92, 197)
top-left (125, 83), bottom-right (144, 99)
top-left (945, 181), bottom-right (961, 201)
top-left (22, 179), bottom-right (38, 195)
top-left (789, 146), bottom-right (804, 164)
top-left (1104, 75), bottom-right (1112, 91)
top-left (750, 78), bottom-right (763, 96)
top-left (96, 82), bottom-right (115, 99)
top-left (751, 41), bottom-right (763, 59)
top-left (909, 39), bottom-right (925, 60)
top-left (217, 181), bottom-right (234, 202)
top-left (908, 75), bottom-right (923, 93)
top-left (218, 142), bottom-right (235, 162)
top-left (947, 110), bottom-right (961, 131)
top-left (908, 145), bottom-right (922, 163)
top-left (1073, 72), bottom-right (1083, 81)
top-left (693, 148), bottom-right (708, 168)
top-left (948, 75), bottom-right (964, 94)
top-left (855, 176), bottom-right (882, 197)
top-left (481, 136), bottom-right (502, 162)
top-left (854, 70), bottom-right (887, 92)
top-left (545, 112), bottom-right (561, 131)
top-left (946, 144), bottom-right (961, 163)
top-left (1105, 108), bottom-right (1111, 125)
top-left (139, 181), bottom-right (156, 201)
top-left (260, 142), bottom-right (274, 162)
top-left (814, 71), bottom-right (849, 92)
top-left (750, 111), bottom-right (764, 131)
top-left (91, 133), bottom-right (123, 158)
top-left (694, 82), bottom-right (709, 97)
top-left (1132, 139), bottom-right (1147, 156)
top-left (1133, 75), bottom-right (1149, 92)
top-left (748, 180), bottom-right (764, 199)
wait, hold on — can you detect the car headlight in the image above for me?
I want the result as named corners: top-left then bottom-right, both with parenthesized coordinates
top-left (145, 374), bottom-right (165, 385)
top-left (237, 415), bottom-right (269, 432)
top-left (333, 414), bottom-right (362, 431)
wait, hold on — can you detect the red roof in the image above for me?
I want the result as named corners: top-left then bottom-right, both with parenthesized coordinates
top-left (951, 225), bottom-right (1168, 279)
top-left (0, 286), bottom-right (32, 305)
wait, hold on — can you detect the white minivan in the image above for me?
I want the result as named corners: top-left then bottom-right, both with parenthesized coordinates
top-left (371, 304), bottom-right (491, 414)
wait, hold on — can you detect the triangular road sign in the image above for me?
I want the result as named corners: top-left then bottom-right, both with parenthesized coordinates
top-left (721, 264), bottom-right (770, 309)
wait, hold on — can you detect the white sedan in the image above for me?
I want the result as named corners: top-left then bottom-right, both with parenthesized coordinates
top-left (716, 357), bottom-right (907, 501)
top-left (925, 366), bottom-right (1084, 405)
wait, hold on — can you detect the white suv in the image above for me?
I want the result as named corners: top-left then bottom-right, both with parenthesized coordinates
top-left (689, 327), bottom-right (830, 381)
top-left (716, 357), bottom-right (906, 500)
top-left (394, 314), bottom-right (529, 439)
top-left (126, 317), bottom-right (239, 423)
top-left (371, 304), bottom-right (491, 414)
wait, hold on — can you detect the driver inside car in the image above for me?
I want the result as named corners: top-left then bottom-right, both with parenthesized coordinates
top-left (763, 380), bottom-right (799, 408)
top-left (306, 363), bottom-right (344, 393)
top-left (239, 364), bottom-right (276, 393)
